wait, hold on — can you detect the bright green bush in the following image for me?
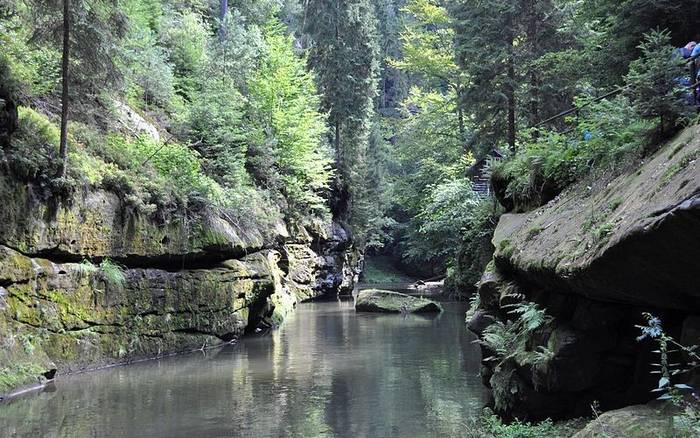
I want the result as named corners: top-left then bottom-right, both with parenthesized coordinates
top-left (404, 178), bottom-right (481, 265)
top-left (246, 23), bottom-right (333, 215)
top-left (0, 13), bottom-right (60, 97)
top-left (7, 107), bottom-right (65, 187)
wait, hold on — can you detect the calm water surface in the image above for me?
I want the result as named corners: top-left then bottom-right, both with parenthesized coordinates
top-left (0, 299), bottom-right (487, 438)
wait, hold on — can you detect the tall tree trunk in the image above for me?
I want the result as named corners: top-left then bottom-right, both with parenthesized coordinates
top-left (58, 0), bottom-right (70, 178)
top-left (218, 0), bottom-right (228, 41)
top-left (506, 31), bottom-right (516, 152)
top-left (527, 0), bottom-right (540, 127)
top-left (335, 120), bottom-right (341, 166)
top-left (507, 66), bottom-right (515, 151)
top-left (456, 86), bottom-right (466, 150)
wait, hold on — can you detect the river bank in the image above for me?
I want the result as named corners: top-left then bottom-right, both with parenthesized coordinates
top-left (0, 300), bottom-right (487, 438)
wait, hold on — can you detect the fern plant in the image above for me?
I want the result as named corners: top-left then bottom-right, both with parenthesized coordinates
top-left (478, 301), bottom-right (554, 367)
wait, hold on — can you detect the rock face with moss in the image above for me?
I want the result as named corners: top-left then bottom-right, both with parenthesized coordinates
top-left (468, 126), bottom-right (700, 419)
top-left (355, 289), bottom-right (442, 313)
top-left (0, 176), bottom-right (361, 396)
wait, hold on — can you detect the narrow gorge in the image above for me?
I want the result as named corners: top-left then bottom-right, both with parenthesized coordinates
top-left (3, 0), bottom-right (700, 436)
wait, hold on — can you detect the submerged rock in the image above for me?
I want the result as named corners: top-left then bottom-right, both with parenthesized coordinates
top-left (355, 289), bottom-right (442, 313)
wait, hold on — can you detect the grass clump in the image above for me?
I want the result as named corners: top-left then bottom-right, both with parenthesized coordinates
top-left (662, 150), bottom-right (699, 186)
top-left (75, 259), bottom-right (99, 277)
top-left (99, 258), bottom-right (126, 287)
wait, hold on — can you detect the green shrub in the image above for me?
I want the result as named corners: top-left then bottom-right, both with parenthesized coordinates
top-left (492, 95), bottom-right (654, 212)
top-left (446, 198), bottom-right (503, 296)
top-left (463, 409), bottom-right (585, 438)
top-left (7, 107), bottom-right (76, 195)
top-left (637, 313), bottom-right (700, 436)
top-left (479, 301), bottom-right (553, 367)
top-left (0, 14), bottom-right (60, 97)
top-left (403, 178), bottom-right (481, 268)
top-left (625, 29), bottom-right (693, 136)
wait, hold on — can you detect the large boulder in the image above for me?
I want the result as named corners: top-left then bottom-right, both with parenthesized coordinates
top-left (573, 404), bottom-right (678, 438)
top-left (355, 289), bottom-right (443, 313)
top-left (469, 125), bottom-right (700, 420)
top-left (492, 126), bottom-right (700, 309)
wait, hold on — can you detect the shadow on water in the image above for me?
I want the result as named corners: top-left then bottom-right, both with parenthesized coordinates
top-left (0, 300), bottom-right (487, 438)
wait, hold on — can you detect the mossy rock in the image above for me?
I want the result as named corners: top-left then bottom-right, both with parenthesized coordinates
top-left (355, 289), bottom-right (442, 313)
top-left (572, 404), bottom-right (680, 438)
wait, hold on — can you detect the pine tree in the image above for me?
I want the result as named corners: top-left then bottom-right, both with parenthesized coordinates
top-left (304, 0), bottom-right (380, 232)
top-left (449, 0), bottom-right (564, 152)
top-left (26, 0), bottom-right (126, 177)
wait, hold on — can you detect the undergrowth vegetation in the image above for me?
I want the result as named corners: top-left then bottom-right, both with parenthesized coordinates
top-left (0, 1), bottom-right (332, 231)
top-left (491, 30), bottom-right (695, 213)
top-left (464, 409), bottom-right (585, 438)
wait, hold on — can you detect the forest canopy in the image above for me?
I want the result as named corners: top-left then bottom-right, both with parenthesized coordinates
top-left (1, 0), bottom-right (698, 292)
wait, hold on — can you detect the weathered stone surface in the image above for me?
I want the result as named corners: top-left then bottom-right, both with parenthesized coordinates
top-left (492, 127), bottom-right (700, 310)
top-left (355, 289), bottom-right (442, 313)
top-left (467, 310), bottom-right (498, 336)
top-left (469, 126), bottom-right (700, 420)
top-left (0, 174), bottom-right (269, 261)
top-left (311, 221), bottom-right (363, 296)
top-left (573, 404), bottom-right (678, 438)
top-left (0, 246), bottom-right (292, 393)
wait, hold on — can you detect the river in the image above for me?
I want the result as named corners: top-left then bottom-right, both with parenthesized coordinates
top-left (0, 298), bottom-right (488, 438)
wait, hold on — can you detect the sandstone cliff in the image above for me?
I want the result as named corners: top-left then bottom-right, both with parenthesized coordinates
top-left (469, 125), bottom-right (700, 419)
top-left (0, 174), bottom-right (361, 396)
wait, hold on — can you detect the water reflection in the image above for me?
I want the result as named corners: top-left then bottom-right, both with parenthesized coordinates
top-left (0, 300), bottom-right (487, 438)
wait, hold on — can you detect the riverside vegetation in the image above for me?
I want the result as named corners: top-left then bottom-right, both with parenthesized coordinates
top-left (1, 0), bottom-right (700, 437)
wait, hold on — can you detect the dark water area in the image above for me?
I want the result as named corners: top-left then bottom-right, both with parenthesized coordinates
top-left (0, 299), bottom-right (487, 438)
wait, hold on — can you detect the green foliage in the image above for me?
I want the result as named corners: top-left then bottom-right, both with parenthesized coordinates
top-left (390, 0), bottom-right (461, 87)
top-left (121, 23), bottom-right (175, 109)
top-left (304, 0), bottom-right (380, 232)
top-left (0, 10), bottom-right (60, 97)
top-left (99, 258), bottom-right (126, 287)
top-left (637, 313), bottom-right (700, 436)
top-left (625, 29), bottom-right (693, 134)
top-left (76, 259), bottom-right (99, 277)
top-left (6, 107), bottom-right (75, 195)
top-left (361, 256), bottom-right (416, 284)
top-left (491, 95), bottom-right (654, 211)
top-left (463, 409), bottom-right (585, 438)
top-left (0, 363), bottom-right (46, 394)
top-left (479, 301), bottom-right (553, 367)
top-left (446, 197), bottom-right (501, 295)
top-left (246, 23), bottom-right (332, 215)
top-left (404, 178), bottom-right (479, 266)
top-left (159, 10), bottom-right (207, 80)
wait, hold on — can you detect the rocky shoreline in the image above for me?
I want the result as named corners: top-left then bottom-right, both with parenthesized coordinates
top-left (0, 175), bottom-right (362, 397)
top-left (468, 125), bottom-right (700, 420)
